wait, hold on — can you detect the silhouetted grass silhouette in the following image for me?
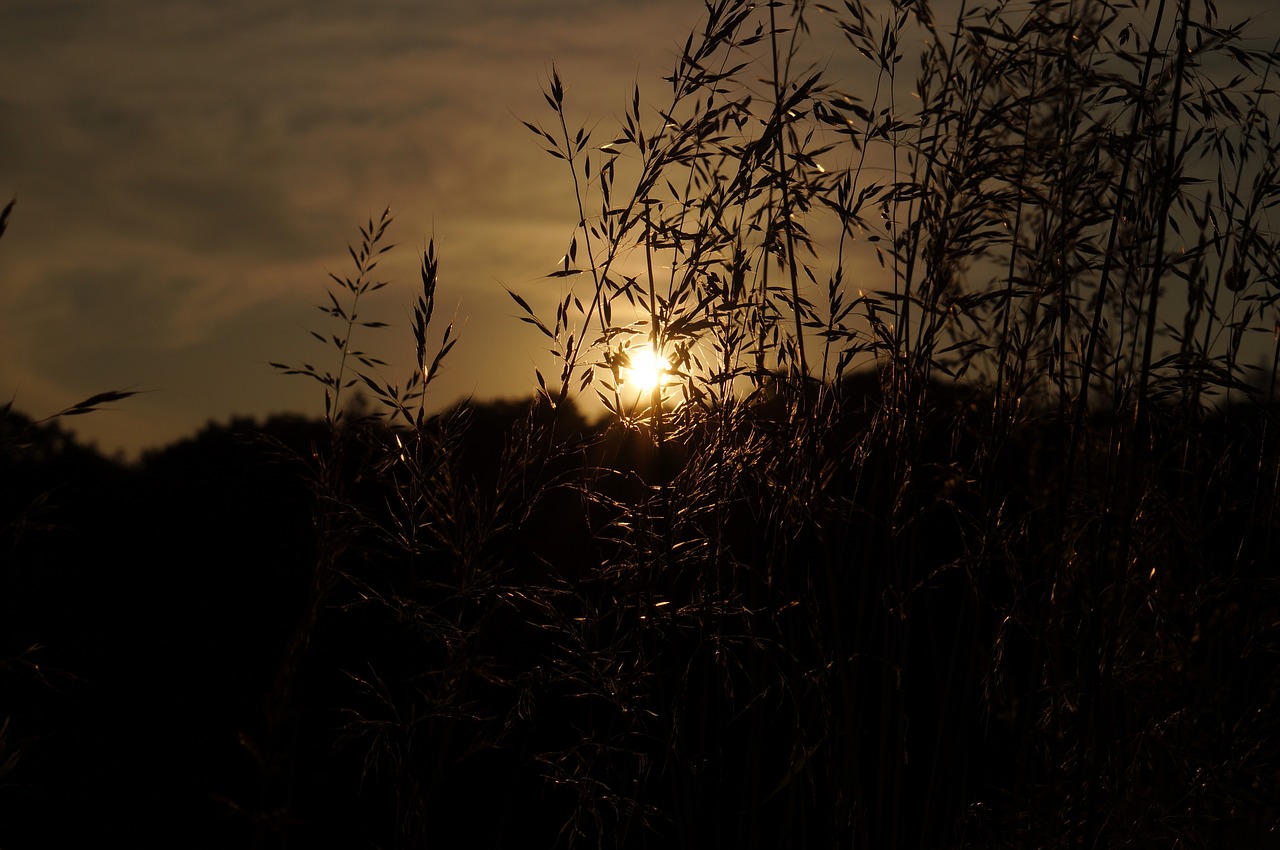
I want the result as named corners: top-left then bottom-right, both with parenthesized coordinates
top-left (5, 0), bottom-right (1279, 847)
top-left (259, 2), bottom-right (1280, 847)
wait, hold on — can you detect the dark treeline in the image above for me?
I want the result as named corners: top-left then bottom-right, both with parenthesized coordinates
top-left (2, 376), bottom-right (1277, 848)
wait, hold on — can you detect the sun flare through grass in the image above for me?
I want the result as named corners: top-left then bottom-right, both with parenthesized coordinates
top-left (620, 344), bottom-right (671, 394)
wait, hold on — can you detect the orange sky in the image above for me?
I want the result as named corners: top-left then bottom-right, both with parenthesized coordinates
top-left (0, 0), bottom-right (721, 457)
top-left (2, 0), bottom-right (1276, 457)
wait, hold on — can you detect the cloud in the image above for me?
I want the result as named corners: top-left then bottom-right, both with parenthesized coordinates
top-left (12, 0), bottom-right (1270, 456)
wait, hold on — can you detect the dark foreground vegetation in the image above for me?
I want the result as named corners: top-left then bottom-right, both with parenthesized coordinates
top-left (2, 383), bottom-right (1278, 848)
top-left (5, 0), bottom-right (1280, 846)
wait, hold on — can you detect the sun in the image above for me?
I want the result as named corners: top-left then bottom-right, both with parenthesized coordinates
top-left (622, 344), bottom-right (671, 394)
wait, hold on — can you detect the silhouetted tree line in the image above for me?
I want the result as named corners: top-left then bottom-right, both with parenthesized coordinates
top-left (1, 379), bottom-right (1278, 848)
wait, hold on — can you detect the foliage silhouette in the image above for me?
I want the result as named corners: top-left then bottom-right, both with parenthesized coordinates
top-left (5, 0), bottom-right (1280, 847)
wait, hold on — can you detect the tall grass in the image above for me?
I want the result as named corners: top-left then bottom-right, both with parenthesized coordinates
top-left (270, 1), bottom-right (1280, 846)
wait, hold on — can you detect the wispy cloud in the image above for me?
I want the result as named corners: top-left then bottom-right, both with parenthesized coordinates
top-left (0, 0), bottom-right (701, 454)
top-left (5, 0), bottom-right (1272, 455)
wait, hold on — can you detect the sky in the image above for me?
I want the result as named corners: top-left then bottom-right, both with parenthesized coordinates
top-left (1, 0), bottom-right (716, 457)
top-left (2, 0), bottom-right (1277, 458)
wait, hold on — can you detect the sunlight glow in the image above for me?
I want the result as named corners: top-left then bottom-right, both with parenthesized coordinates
top-left (622, 345), bottom-right (671, 394)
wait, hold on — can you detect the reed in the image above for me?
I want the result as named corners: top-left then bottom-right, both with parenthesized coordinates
top-left (273, 1), bottom-right (1280, 846)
